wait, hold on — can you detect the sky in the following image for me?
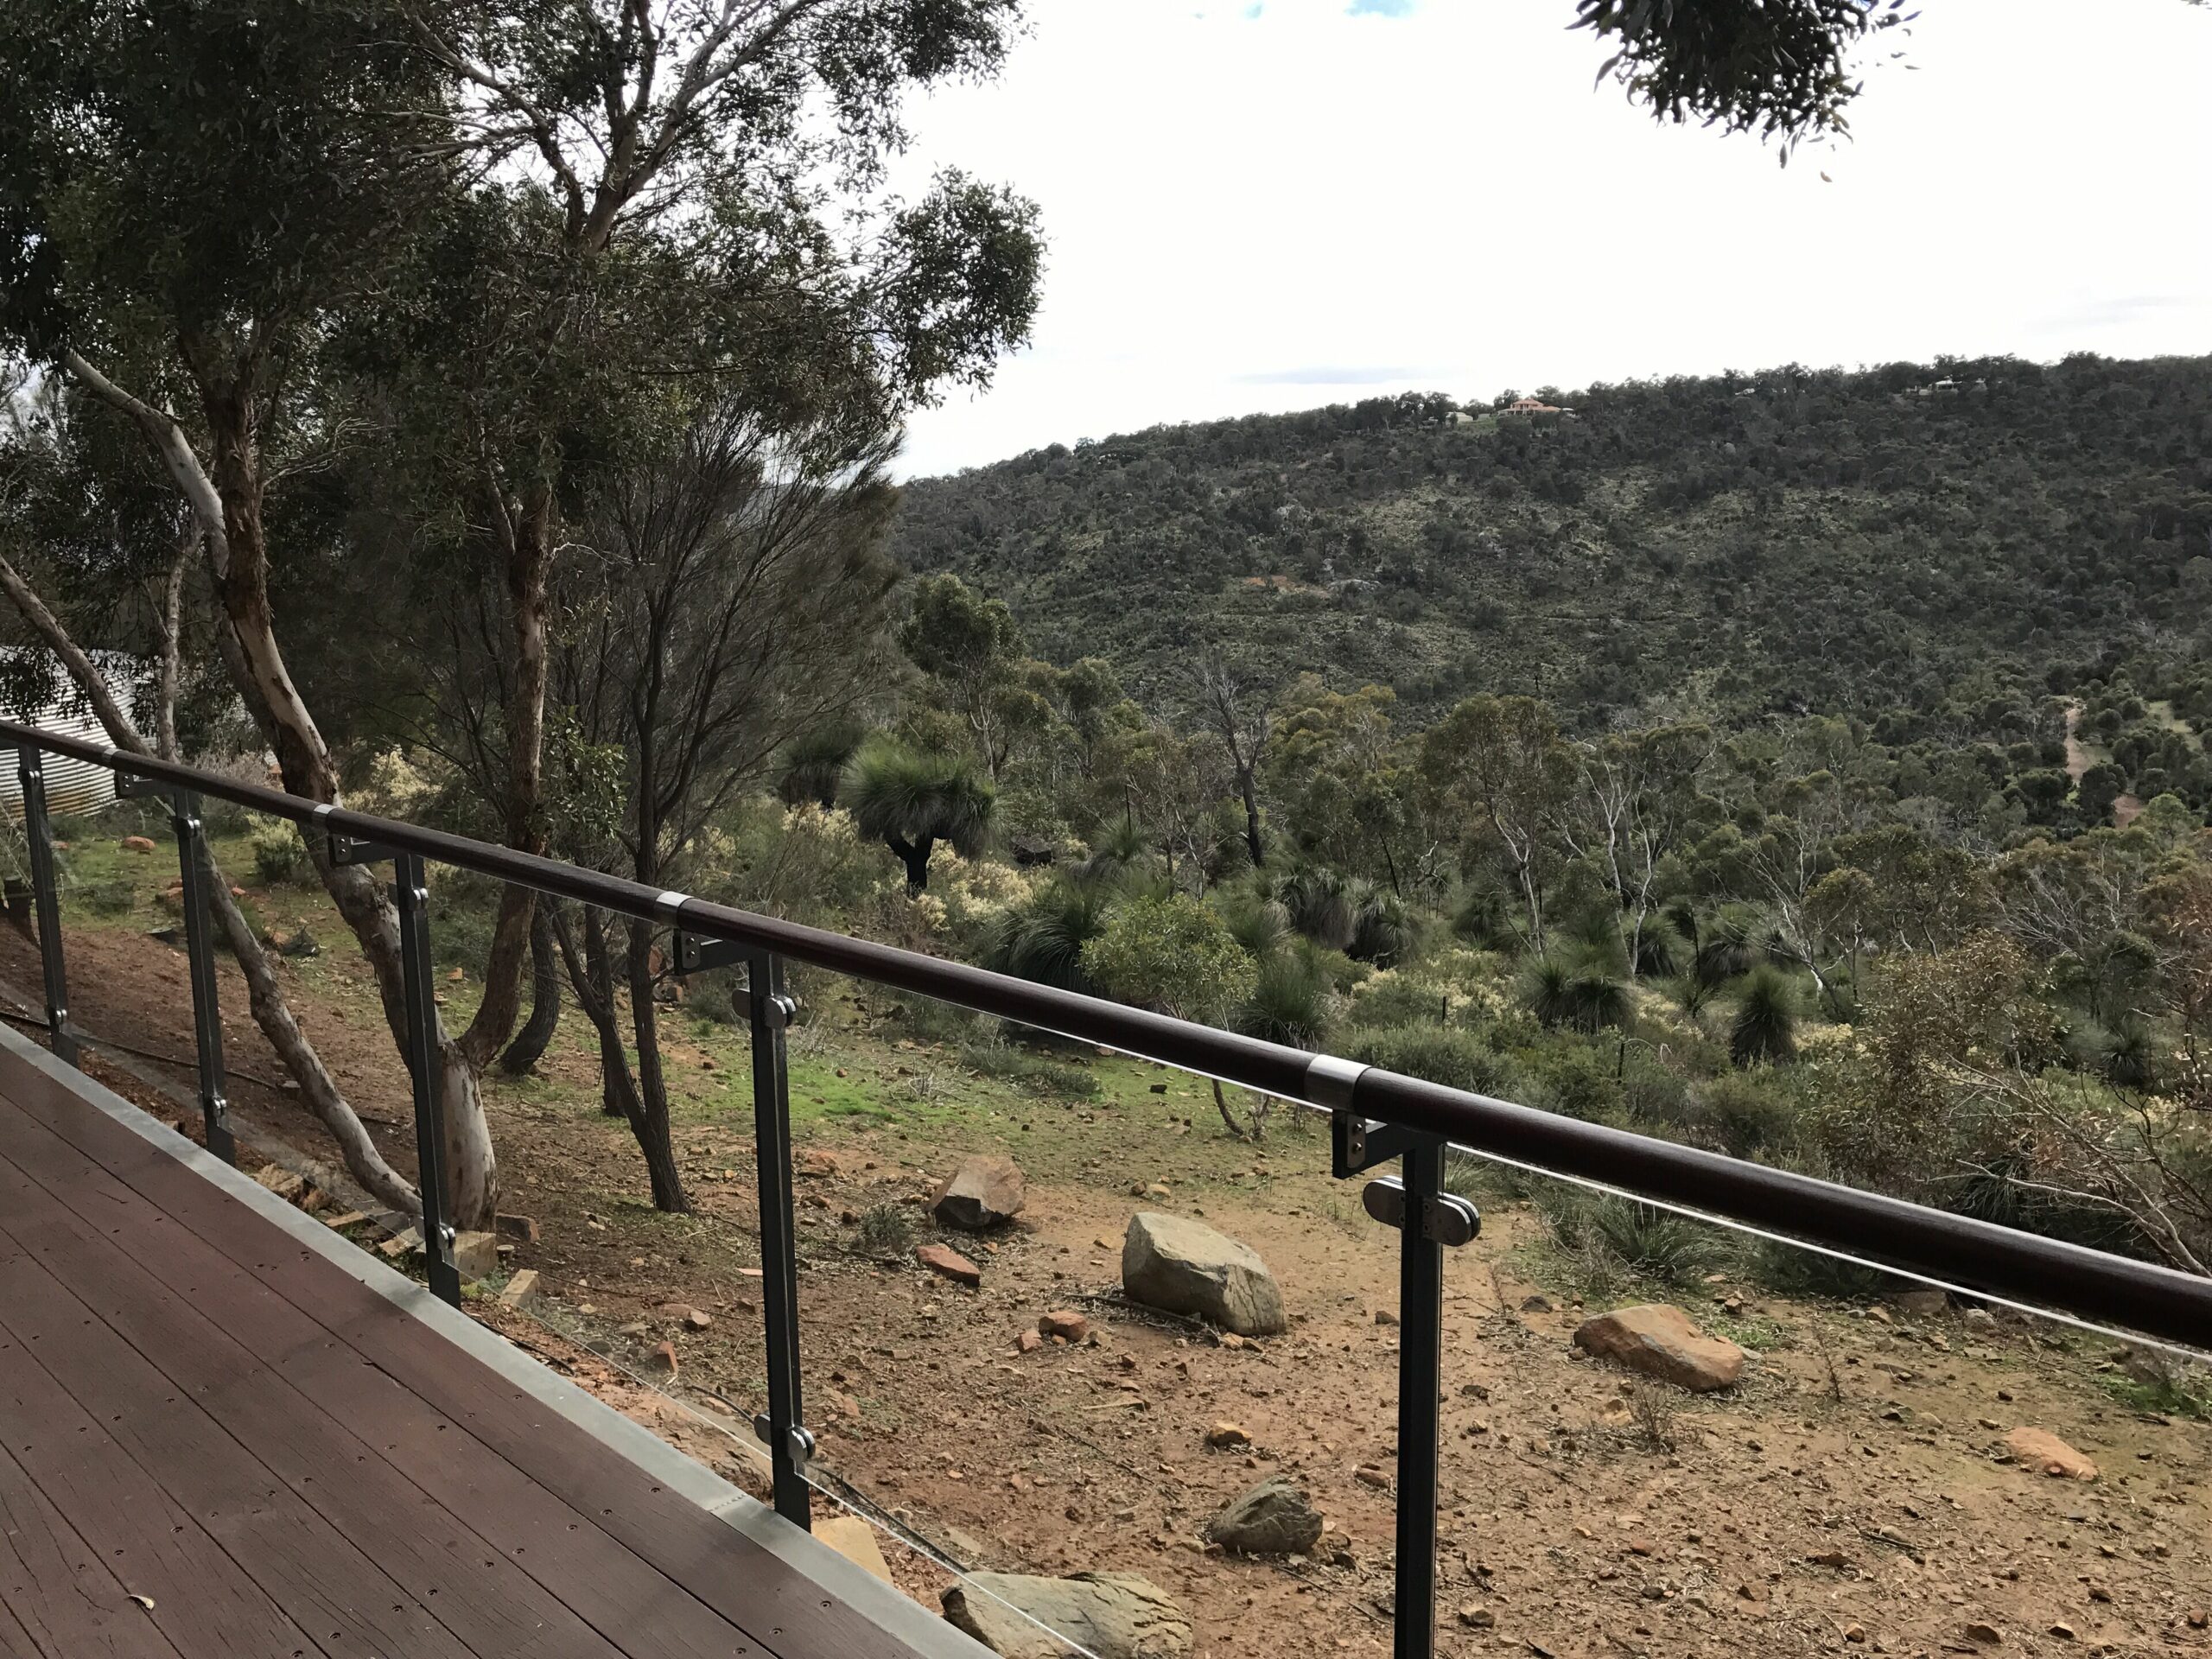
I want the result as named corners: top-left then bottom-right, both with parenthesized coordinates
top-left (886, 0), bottom-right (2212, 478)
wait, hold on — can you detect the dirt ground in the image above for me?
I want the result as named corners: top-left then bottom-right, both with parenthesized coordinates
top-left (7, 849), bottom-right (2211, 1659)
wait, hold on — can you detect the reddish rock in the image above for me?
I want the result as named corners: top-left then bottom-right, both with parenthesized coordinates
top-left (1573, 1303), bottom-right (1745, 1392)
top-left (1039, 1308), bottom-right (1090, 1343)
top-left (120, 836), bottom-right (157, 854)
top-left (916, 1243), bottom-right (981, 1286)
top-left (650, 1340), bottom-right (679, 1375)
top-left (1016, 1328), bottom-right (1042, 1354)
top-left (2005, 1427), bottom-right (2097, 1480)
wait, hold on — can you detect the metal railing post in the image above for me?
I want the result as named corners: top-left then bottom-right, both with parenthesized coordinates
top-left (169, 791), bottom-right (235, 1164)
top-left (746, 947), bottom-right (811, 1529)
top-left (1392, 1139), bottom-right (1446, 1659)
top-left (393, 850), bottom-right (461, 1306)
top-left (14, 741), bottom-right (75, 1067)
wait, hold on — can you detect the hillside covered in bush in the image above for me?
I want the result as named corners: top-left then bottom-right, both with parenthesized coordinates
top-left (892, 353), bottom-right (2212, 741)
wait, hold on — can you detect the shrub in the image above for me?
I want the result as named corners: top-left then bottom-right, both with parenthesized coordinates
top-left (1539, 1189), bottom-right (1722, 1287)
top-left (250, 818), bottom-right (310, 886)
top-left (1082, 893), bottom-right (1254, 1022)
top-left (855, 1203), bottom-right (912, 1255)
top-left (1730, 967), bottom-right (1799, 1065)
top-left (1691, 1071), bottom-right (1799, 1157)
top-left (1343, 1026), bottom-right (1516, 1096)
top-left (1343, 973), bottom-right (1453, 1032)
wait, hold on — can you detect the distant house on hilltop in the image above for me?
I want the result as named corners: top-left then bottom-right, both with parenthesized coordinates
top-left (1502, 397), bottom-right (1574, 419)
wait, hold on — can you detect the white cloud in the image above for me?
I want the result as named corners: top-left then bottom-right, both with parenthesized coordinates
top-left (889, 0), bottom-right (2212, 477)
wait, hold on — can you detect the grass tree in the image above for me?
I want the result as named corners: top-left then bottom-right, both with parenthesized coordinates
top-left (846, 740), bottom-right (995, 893)
top-left (1731, 967), bottom-right (1801, 1066)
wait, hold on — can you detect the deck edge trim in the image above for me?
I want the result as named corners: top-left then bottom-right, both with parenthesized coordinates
top-left (0, 1023), bottom-right (992, 1659)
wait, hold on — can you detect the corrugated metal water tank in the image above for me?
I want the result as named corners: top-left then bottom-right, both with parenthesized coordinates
top-left (0, 656), bottom-right (135, 822)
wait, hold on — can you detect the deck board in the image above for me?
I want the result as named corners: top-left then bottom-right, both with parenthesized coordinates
top-left (0, 1033), bottom-right (967, 1659)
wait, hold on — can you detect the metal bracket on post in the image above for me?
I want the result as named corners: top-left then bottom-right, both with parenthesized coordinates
top-left (390, 849), bottom-right (461, 1307)
top-left (746, 946), bottom-right (810, 1530)
top-left (327, 831), bottom-right (406, 868)
top-left (167, 791), bottom-right (235, 1166)
top-left (671, 931), bottom-right (748, 977)
top-left (15, 743), bottom-right (76, 1068)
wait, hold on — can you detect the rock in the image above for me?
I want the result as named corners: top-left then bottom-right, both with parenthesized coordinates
top-left (1843, 1623), bottom-right (1866, 1643)
top-left (917, 1243), bottom-right (982, 1286)
top-left (931, 1154), bottom-right (1026, 1230)
top-left (942, 1572), bottom-right (1192, 1658)
top-left (1962, 1306), bottom-right (1999, 1336)
top-left (1016, 1328), bottom-right (1042, 1354)
top-left (799, 1148), bottom-right (842, 1179)
top-left (1573, 1304), bottom-right (1745, 1393)
top-left (452, 1230), bottom-right (501, 1281)
top-left (1521, 1294), bottom-right (1554, 1313)
top-left (2005, 1427), bottom-right (2097, 1480)
top-left (252, 1164), bottom-right (307, 1202)
top-left (649, 1340), bottom-right (679, 1375)
top-left (1354, 1466), bottom-right (1390, 1491)
top-left (498, 1268), bottom-right (540, 1308)
top-left (1204, 1421), bottom-right (1250, 1449)
top-left (1892, 1288), bottom-right (1947, 1319)
top-left (814, 1515), bottom-right (895, 1586)
top-left (1964, 1621), bottom-right (2001, 1645)
top-left (1457, 1605), bottom-right (1496, 1630)
top-left (120, 836), bottom-right (156, 854)
top-left (1121, 1212), bottom-right (1286, 1337)
top-left (1206, 1478), bottom-right (1322, 1556)
top-left (1374, 1307), bottom-right (1398, 1326)
top-left (2047, 1622), bottom-right (2076, 1640)
top-left (494, 1212), bottom-right (541, 1244)
top-left (1039, 1308), bottom-right (1090, 1343)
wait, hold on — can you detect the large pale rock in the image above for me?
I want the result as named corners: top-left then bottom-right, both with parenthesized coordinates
top-left (814, 1515), bottom-right (895, 1585)
top-left (1121, 1212), bottom-right (1285, 1337)
top-left (2005, 1427), bottom-right (2097, 1480)
top-left (933, 1154), bottom-right (1027, 1230)
top-left (1206, 1478), bottom-right (1323, 1556)
top-left (1573, 1303), bottom-right (1745, 1392)
top-left (943, 1573), bottom-right (1192, 1659)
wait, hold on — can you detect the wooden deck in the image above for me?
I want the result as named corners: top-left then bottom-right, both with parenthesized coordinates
top-left (0, 1025), bottom-right (974, 1659)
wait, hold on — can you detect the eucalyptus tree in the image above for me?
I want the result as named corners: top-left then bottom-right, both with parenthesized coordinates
top-left (0, 0), bottom-right (514, 1224)
top-left (545, 375), bottom-right (911, 1212)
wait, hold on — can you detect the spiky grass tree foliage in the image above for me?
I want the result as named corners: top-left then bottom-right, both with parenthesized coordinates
top-left (1236, 944), bottom-right (1333, 1048)
top-left (1631, 920), bottom-right (1682, 979)
top-left (983, 877), bottom-right (1113, 994)
top-left (1729, 966), bottom-right (1800, 1066)
top-left (1347, 888), bottom-right (1414, 966)
top-left (1526, 950), bottom-right (1630, 1033)
top-left (777, 721), bottom-right (865, 808)
top-left (1076, 815), bottom-right (1150, 885)
top-left (844, 739), bottom-right (994, 892)
top-left (1277, 865), bottom-right (1357, 951)
top-left (1219, 890), bottom-right (1293, 957)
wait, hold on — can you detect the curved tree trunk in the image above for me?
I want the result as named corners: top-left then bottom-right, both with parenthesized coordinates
top-left (63, 349), bottom-right (499, 1227)
top-left (498, 906), bottom-right (562, 1074)
top-left (0, 549), bottom-right (422, 1217)
top-left (624, 913), bottom-right (690, 1214)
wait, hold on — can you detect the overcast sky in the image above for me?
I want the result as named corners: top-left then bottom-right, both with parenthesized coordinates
top-left (887, 0), bottom-right (2211, 478)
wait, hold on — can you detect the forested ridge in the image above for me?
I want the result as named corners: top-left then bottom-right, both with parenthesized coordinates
top-left (893, 353), bottom-right (2212, 742)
